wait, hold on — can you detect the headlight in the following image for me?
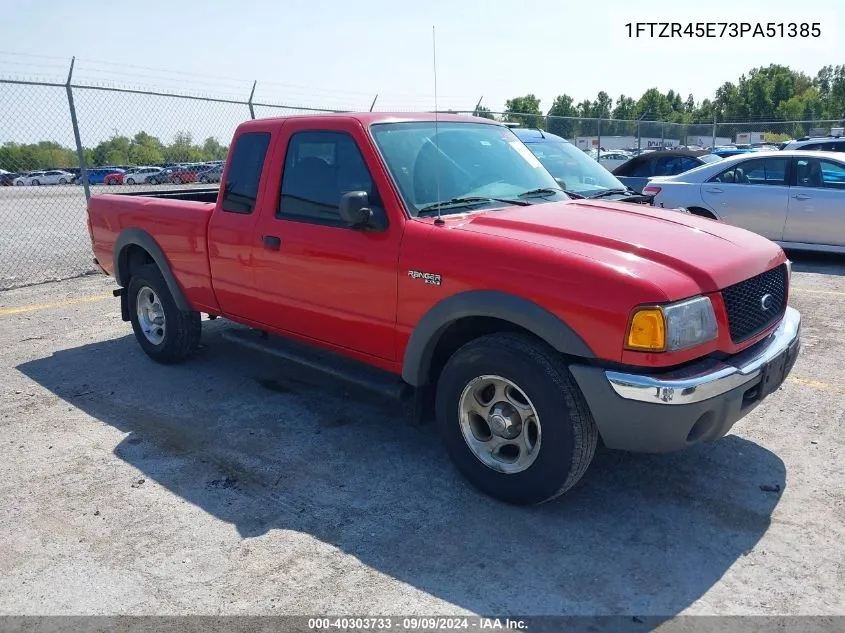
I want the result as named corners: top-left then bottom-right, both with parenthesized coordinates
top-left (627, 296), bottom-right (718, 352)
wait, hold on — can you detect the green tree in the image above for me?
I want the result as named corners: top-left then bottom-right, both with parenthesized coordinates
top-left (474, 105), bottom-right (495, 120)
top-left (576, 99), bottom-right (593, 118)
top-left (636, 88), bottom-right (672, 121)
top-left (591, 91), bottom-right (612, 119)
top-left (612, 95), bottom-right (636, 120)
top-left (547, 94), bottom-right (578, 137)
top-left (92, 135), bottom-right (131, 166)
top-left (504, 94), bottom-right (543, 128)
top-left (201, 136), bottom-right (229, 160)
top-left (162, 131), bottom-right (204, 163)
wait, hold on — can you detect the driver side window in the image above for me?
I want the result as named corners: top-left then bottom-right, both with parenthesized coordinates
top-left (278, 131), bottom-right (381, 226)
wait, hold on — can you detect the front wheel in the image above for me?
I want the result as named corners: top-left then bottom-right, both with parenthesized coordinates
top-left (126, 178), bottom-right (135, 185)
top-left (436, 333), bottom-right (598, 505)
top-left (127, 265), bottom-right (201, 364)
top-left (58, 178), bottom-right (67, 184)
top-left (31, 179), bottom-right (40, 186)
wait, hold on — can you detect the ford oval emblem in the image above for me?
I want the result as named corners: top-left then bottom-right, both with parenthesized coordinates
top-left (760, 294), bottom-right (774, 311)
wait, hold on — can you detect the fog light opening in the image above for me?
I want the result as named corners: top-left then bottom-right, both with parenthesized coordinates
top-left (686, 411), bottom-right (717, 444)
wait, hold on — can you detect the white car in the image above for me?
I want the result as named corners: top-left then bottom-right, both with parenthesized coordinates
top-left (123, 166), bottom-right (164, 185)
top-left (584, 149), bottom-right (632, 171)
top-left (644, 150), bottom-right (845, 252)
top-left (14, 170), bottom-right (75, 186)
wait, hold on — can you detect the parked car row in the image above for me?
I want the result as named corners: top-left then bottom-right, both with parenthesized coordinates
top-left (0, 161), bottom-right (226, 187)
top-left (644, 149), bottom-right (845, 251)
top-left (507, 127), bottom-right (844, 252)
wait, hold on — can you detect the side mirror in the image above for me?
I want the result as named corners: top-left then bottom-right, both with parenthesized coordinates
top-left (339, 191), bottom-right (373, 228)
top-left (554, 177), bottom-right (568, 190)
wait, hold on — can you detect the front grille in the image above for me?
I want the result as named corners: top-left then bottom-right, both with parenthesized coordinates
top-left (722, 264), bottom-right (788, 343)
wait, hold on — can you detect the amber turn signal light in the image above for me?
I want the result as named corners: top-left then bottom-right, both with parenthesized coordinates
top-left (627, 308), bottom-right (666, 351)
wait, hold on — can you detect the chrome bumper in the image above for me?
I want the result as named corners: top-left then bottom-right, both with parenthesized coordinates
top-left (606, 307), bottom-right (801, 405)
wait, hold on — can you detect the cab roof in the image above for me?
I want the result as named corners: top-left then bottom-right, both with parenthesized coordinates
top-left (237, 111), bottom-right (501, 131)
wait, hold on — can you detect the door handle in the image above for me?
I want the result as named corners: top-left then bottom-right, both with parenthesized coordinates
top-left (792, 193), bottom-right (810, 200)
top-left (705, 187), bottom-right (723, 194)
top-left (262, 235), bottom-right (281, 250)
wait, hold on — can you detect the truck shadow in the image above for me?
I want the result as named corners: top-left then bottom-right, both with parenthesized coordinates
top-left (17, 324), bottom-right (785, 616)
top-left (786, 250), bottom-right (845, 277)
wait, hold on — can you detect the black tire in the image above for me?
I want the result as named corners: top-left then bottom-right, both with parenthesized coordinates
top-left (58, 178), bottom-right (67, 184)
top-left (435, 333), bottom-right (598, 505)
top-left (198, 176), bottom-right (207, 184)
top-left (688, 207), bottom-right (718, 220)
top-left (127, 264), bottom-right (201, 364)
top-left (173, 176), bottom-right (182, 184)
top-left (31, 179), bottom-right (40, 186)
top-left (126, 178), bottom-right (135, 185)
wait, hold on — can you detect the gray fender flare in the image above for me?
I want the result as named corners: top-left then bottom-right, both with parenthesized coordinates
top-left (113, 228), bottom-right (191, 311)
top-left (401, 290), bottom-right (594, 386)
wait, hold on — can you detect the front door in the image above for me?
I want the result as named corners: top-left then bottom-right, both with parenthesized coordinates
top-left (250, 119), bottom-right (402, 361)
top-left (700, 157), bottom-right (790, 240)
top-left (783, 156), bottom-right (845, 247)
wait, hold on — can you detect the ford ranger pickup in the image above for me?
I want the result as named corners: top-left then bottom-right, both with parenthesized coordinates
top-left (86, 113), bottom-right (801, 505)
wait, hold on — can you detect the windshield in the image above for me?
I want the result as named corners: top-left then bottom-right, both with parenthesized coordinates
top-left (370, 121), bottom-right (568, 215)
top-left (699, 153), bottom-right (723, 164)
top-left (520, 140), bottom-right (627, 195)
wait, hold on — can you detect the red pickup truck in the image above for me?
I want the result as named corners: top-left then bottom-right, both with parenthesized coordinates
top-left (87, 113), bottom-right (801, 505)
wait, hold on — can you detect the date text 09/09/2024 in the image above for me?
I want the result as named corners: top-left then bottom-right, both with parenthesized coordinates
top-left (625, 22), bottom-right (821, 38)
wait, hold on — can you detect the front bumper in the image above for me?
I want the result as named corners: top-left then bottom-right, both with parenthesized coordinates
top-left (569, 307), bottom-right (801, 452)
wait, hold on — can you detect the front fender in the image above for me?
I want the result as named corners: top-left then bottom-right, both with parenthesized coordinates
top-left (401, 290), bottom-right (594, 386)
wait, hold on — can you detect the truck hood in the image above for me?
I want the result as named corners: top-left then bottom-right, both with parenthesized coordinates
top-left (447, 199), bottom-right (785, 296)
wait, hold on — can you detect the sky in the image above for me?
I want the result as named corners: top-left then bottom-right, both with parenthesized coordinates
top-left (0, 0), bottom-right (842, 145)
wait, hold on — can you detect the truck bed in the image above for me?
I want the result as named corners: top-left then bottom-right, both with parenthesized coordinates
top-left (87, 192), bottom-right (218, 311)
top-left (114, 188), bottom-right (219, 203)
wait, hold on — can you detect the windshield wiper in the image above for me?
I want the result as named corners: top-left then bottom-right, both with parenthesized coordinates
top-left (517, 187), bottom-right (586, 200)
top-left (587, 188), bottom-right (637, 199)
top-left (418, 196), bottom-right (529, 215)
top-left (518, 187), bottom-right (560, 197)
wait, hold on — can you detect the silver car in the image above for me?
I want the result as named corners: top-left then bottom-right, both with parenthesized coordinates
top-left (645, 150), bottom-right (845, 252)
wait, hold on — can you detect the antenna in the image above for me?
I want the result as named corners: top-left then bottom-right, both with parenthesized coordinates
top-left (432, 25), bottom-right (444, 225)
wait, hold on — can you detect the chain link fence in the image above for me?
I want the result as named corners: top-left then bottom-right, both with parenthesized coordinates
top-left (2, 76), bottom-right (844, 289)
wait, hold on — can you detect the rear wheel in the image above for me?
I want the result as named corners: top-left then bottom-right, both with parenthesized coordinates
top-left (435, 333), bottom-right (598, 505)
top-left (31, 179), bottom-right (40, 186)
top-left (199, 176), bottom-right (208, 184)
top-left (126, 177), bottom-right (135, 185)
top-left (688, 207), bottom-right (718, 220)
top-left (172, 176), bottom-right (182, 184)
top-left (127, 264), bottom-right (201, 364)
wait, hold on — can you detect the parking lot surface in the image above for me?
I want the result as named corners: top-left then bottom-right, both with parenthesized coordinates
top-left (0, 254), bottom-right (843, 617)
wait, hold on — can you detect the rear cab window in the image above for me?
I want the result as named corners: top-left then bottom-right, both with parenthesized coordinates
top-left (222, 131), bottom-right (271, 214)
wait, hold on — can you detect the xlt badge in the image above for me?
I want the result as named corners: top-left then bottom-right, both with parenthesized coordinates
top-left (408, 270), bottom-right (442, 286)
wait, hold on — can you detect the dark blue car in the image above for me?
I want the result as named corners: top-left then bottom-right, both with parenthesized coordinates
top-left (82, 168), bottom-right (124, 185)
top-left (511, 127), bottom-right (646, 202)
